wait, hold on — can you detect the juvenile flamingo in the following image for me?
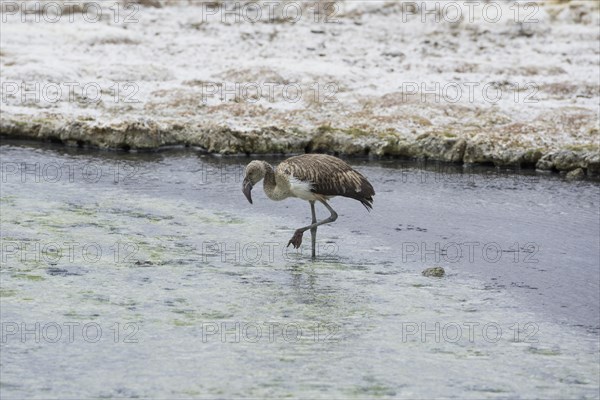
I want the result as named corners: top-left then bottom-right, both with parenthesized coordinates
top-left (242, 154), bottom-right (375, 258)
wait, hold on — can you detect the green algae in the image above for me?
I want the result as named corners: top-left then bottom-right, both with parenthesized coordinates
top-left (14, 274), bottom-right (45, 281)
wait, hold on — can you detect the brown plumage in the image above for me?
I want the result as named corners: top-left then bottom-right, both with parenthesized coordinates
top-left (242, 154), bottom-right (375, 258)
top-left (278, 154), bottom-right (375, 210)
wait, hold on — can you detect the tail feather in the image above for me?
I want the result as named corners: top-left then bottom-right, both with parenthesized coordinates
top-left (354, 175), bottom-right (374, 211)
top-left (359, 196), bottom-right (374, 211)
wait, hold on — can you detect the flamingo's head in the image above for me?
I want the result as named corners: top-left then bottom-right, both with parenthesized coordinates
top-left (242, 160), bottom-right (266, 204)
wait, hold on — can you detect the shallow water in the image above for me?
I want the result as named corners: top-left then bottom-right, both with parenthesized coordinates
top-left (1, 141), bottom-right (599, 399)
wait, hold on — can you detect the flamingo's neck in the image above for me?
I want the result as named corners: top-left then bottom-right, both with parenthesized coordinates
top-left (262, 161), bottom-right (288, 201)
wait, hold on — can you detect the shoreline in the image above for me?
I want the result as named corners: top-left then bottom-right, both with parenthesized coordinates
top-left (2, 114), bottom-right (598, 178)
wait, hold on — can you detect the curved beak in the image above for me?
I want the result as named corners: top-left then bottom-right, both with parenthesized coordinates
top-left (242, 177), bottom-right (253, 204)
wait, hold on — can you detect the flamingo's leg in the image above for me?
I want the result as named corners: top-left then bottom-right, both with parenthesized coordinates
top-left (309, 201), bottom-right (317, 258)
top-left (288, 201), bottom-right (338, 252)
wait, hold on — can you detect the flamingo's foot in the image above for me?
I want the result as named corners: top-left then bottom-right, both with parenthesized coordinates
top-left (287, 230), bottom-right (304, 249)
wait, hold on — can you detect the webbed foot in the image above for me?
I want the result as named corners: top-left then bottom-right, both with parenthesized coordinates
top-left (287, 230), bottom-right (304, 249)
